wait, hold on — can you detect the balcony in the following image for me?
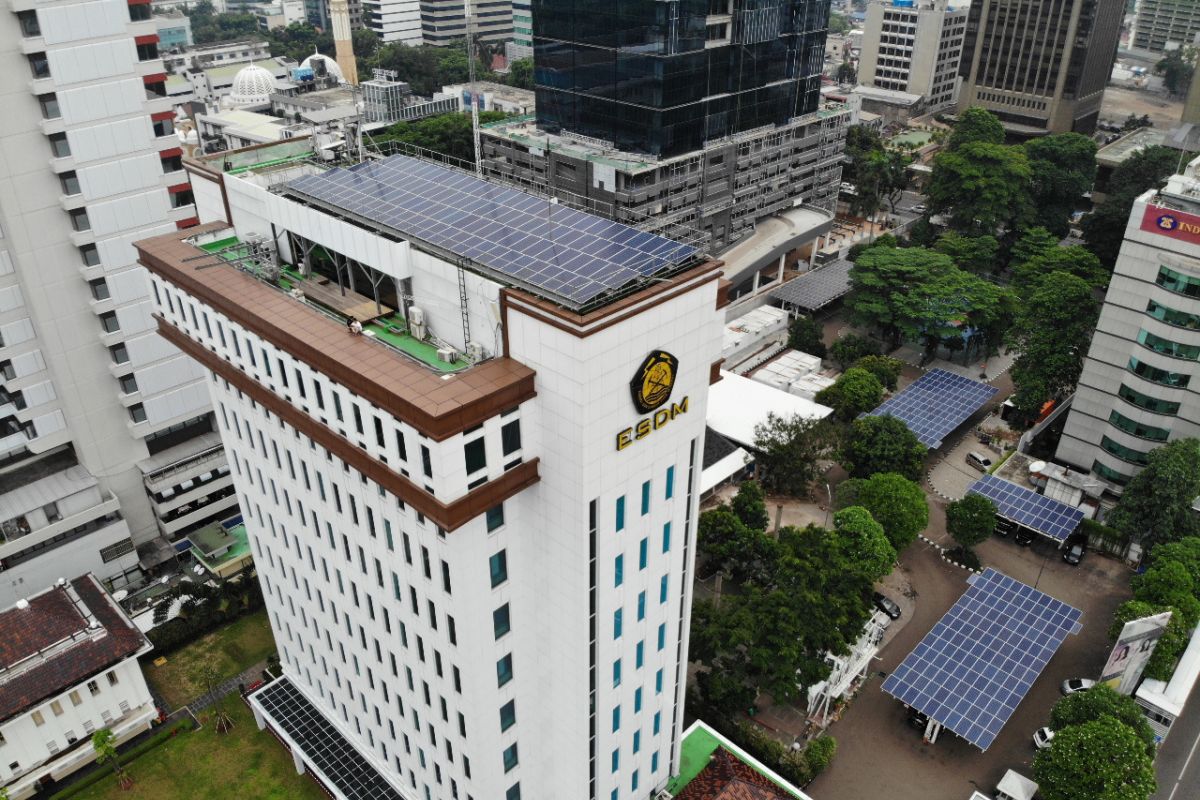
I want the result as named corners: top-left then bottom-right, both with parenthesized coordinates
top-left (19, 35), bottom-right (45, 56)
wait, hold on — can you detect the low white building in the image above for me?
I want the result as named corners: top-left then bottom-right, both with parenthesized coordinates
top-left (0, 575), bottom-right (155, 799)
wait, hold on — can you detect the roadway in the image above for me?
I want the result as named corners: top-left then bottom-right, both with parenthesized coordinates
top-left (1151, 676), bottom-right (1200, 800)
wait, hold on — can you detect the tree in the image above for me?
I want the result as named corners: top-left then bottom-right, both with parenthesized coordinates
top-left (836, 58), bottom-right (857, 85)
top-left (1009, 226), bottom-right (1059, 272)
top-left (506, 57), bottom-right (533, 90)
top-left (1132, 560), bottom-right (1200, 628)
top-left (837, 472), bottom-right (929, 550)
top-left (829, 12), bottom-right (850, 34)
top-left (753, 414), bottom-right (839, 497)
top-left (851, 355), bottom-right (903, 391)
top-left (730, 480), bottom-right (769, 531)
top-left (263, 22), bottom-right (333, 64)
top-left (933, 232), bottom-right (1000, 275)
top-left (92, 728), bottom-right (133, 790)
top-left (1032, 719), bottom-right (1156, 800)
top-left (840, 415), bottom-right (926, 481)
top-left (1024, 133), bottom-right (1098, 237)
top-left (842, 125), bottom-right (884, 186)
top-left (1011, 245), bottom-right (1109, 295)
top-left (1150, 537), bottom-right (1200, 585)
top-left (946, 494), bottom-right (997, 549)
top-left (352, 28), bottom-right (381, 62)
top-left (815, 367), bottom-right (884, 422)
top-left (1049, 685), bottom-right (1156, 752)
top-left (947, 107), bottom-right (1005, 150)
top-left (852, 148), bottom-right (911, 216)
top-left (833, 507), bottom-right (896, 580)
top-left (1122, 113), bottom-right (1153, 132)
top-left (1157, 47), bottom-right (1195, 96)
top-left (1083, 146), bottom-right (1180, 267)
top-left (1109, 600), bottom-right (1190, 681)
top-left (926, 141), bottom-right (1033, 235)
top-left (1007, 271), bottom-right (1098, 418)
top-left (847, 247), bottom-right (957, 348)
top-left (1107, 439), bottom-right (1200, 550)
top-left (787, 315), bottom-right (827, 358)
top-left (373, 110), bottom-right (509, 163)
top-left (828, 334), bottom-right (880, 370)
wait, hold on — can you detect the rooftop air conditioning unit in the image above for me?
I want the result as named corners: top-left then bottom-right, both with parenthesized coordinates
top-left (465, 342), bottom-right (486, 361)
top-left (437, 348), bottom-right (458, 364)
top-left (409, 307), bottom-right (427, 340)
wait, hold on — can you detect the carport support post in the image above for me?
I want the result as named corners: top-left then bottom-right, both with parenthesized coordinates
top-left (253, 706), bottom-right (266, 731)
top-left (924, 718), bottom-right (942, 743)
top-left (777, 252), bottom-right (785, 283)
top-left (292, 747), bottom-right (306, 776)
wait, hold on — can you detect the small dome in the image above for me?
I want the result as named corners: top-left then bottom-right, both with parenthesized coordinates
top-left (228, 63), bottom-right (277, 107)
top-left (301, 53), bottom-right (344, 83)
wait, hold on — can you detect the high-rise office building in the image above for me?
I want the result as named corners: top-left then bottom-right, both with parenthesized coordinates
top-left (482, 0), bottom-right (848, 254)
top-left (506, 0), bottom-right (532, 61)
top-left (957, 0), bottom-right (1123, 136)
top-left (1132, 0), bottom-right (1200, 54)
top-left (858, 0), bottom-right (968, 113)
top-left (361, 0), bottom-right (422, 44)
top-left (146, 140), bottom-right (725, 800)
top-left (1057, 154), bottom-right (1200, 486)
top-left (420, 0), bottom-right (513, 46)
top-left (0, 0), bottom-right (233, 603)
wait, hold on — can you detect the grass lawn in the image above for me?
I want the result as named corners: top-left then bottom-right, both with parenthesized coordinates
top-left (144, 610), bottom-right (276, 710)
top-left (69, 702), bottom-right (325, 800)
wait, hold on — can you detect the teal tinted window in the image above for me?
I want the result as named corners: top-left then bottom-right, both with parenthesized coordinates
top-left (1101, 435), bottom-right (1151, 465)
top-left (1119, 383), bottom-right (1181, 414)
top-left (1109, 410), bottom-right (1170, 441)
top-left (1157, 265), bottom-right (1200, 299)
top-left (1138, 329), bottom-right (1200, 360)
top-left (1147, 299), bottom-right (1200, 330)
top-left (1128, 357), bottom-right (1191, 387)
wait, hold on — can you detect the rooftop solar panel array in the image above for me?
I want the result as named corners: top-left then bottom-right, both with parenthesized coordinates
top-left (284, 156), bottom-right (698, 310)
top-left (252, 677), bottom-right (403, 800)
top-left (968, 473), bottom-right (1085, 542)
top-left (866, 368), bottom-right (998, 448)
top-left (882, 568), bottom-right (1082, 751)
top-left (770, 259), bottom-right (853, 311)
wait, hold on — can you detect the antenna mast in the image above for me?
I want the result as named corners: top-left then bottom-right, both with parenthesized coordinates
top-left (465, 0), bottom-right (482, 177)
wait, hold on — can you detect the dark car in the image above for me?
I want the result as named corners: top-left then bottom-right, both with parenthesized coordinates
top-left (1015, 529), bottom-right (1036, 547)
top-left (874, 592), bottom-right (902, 620)
top-left (907, 708), bottom-right (929, 730)
top-left (1063, 533), bottom-right (1087, 566)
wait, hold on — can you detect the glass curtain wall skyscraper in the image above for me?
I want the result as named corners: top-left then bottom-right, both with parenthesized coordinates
top-left (532, 0), bottom-right (829, 158)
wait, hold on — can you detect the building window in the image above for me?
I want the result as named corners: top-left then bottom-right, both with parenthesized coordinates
top-left (31, 710), bottom-right (45, 726)
top-left (655, 668), bottom-right (663, 694)
top-left (1138, 328), bottom-right (1200, 360)
top-left (506, 784), bottom-right (521, 800)
top-left (496, 654), bottom-right (513, 687)
top-left (99, 311), bottom-right (120, 333)
top-left (615, 496), bottom-right (625, 531)
top-left (613, 608), bottom-right (622, 639)
top-left (1101, 435), bottom-right (1150, 466)
top-left (612, 705), bottom-right (620, 732)
top-left (501, 420), bottom-right (521, 454)
top-left (1156, 265), bottom-right (1200, 299)
top-left (421, 445), bottom-right (433, 478)
top-left (109, 344), bottom-right (129, 364)
top-left (614, 554), bottom-right (623, 587)
top-left (660, 574), bottom-right (668, 603)
top-left (1128, 356), bottom-right (1190, 388)
top-left (1093, 459), bottom-right (1131, 486)
top-left (502, 743), bottom-right (518, 772)
top-left (637, 591), bottom-right (645, 621)
top-left (611, 748), bottom-right (619, 773)
top-left (69, 208), bottom-right (90, 232)
top-left (635, 641), bottom-right (644, 669)
top-left (1108, 410), bottom-right (1170, 442)
top-left (499, 700), bottom-right (516, 732)
top-left (633, 730), bottom-right (640, 754)
top-left (487, 504), bottom-right (505, 531)
top-left (465, 438), bottom-right (486, 473)
top-left (80, 244), bottom-right (100, 267)
top-left (17, 10), bottom-right (40, 37)
top-left (658, 623), bottom-right (666, 650)
top-left (59, 170), bottom-right (81, 196)
top-left (38, 94), bottom-right (60, 120)
top-left (106, 671), bottom-right (119, 686)
top-left (493, 604), bottom-right (511, 639)
top-left (641, 481), bottom-right (650, 514)
top-left (665, 465), bottom-right (674, 499)
top-left (638, 538), bottom-right (648, 570)
top-left (653, 711), bottom-right (660, 735)
top-left (136, 42), bottom-right (159, 61)
top-left (129, 403), bottom-right (147, 424)
top-left (129, 3), bottom-right (151, 20)
top-left (489, 550), bottom-right (508, 587)
top-left (28, 52), bottom-right (50, 79)
top-left (49, 133), bottom-right (70, 158)
top-left (1118, 383), bottom-right (1180, 415)
top-left (89, 278), bottom-right (110, 300)
top-left (662, 522), bottom-right (671, 553)
top-left (161, 153), bottom-right (183, 173)
top-left (1147, 299), bottom-right (1200, 330)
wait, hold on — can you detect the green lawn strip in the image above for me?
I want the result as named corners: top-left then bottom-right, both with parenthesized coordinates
top-left (144, 610), bottom-right (275, 710)
top-left (66, 703), bottom-right (324, 800)
top-left (364, 319), bottom-right (463, 372)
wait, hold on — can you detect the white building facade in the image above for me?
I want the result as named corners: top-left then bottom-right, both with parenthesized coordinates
top-left (139, 142), bottom-right (726, 800)
top-left (361, 0), bottom-right (423, 44)
top-left (857, 0), bottom-right (968, 113)
top-left (1057, 155), bottom-right (1200, 486)
top-left (1, 0), bottom-right (236, 598)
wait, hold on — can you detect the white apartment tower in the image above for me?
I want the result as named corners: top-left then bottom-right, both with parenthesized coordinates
top-left (361, 0), bottom-right (423, 44)
top-left (1057, 154), bottom-right (1200, 486)
top-left (0, 0), bottom-right (234, 603)
top-left (857, 0), bottom-right (968, 112)
top-left (140, 141), bottom-right (726, 800)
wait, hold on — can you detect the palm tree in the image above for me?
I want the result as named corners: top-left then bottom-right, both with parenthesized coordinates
top-left (92, 728), bottom-right (133, 790)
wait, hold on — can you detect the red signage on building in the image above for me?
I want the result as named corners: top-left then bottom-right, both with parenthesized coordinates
top-left (1141, 204), bottom-right (1200, 246)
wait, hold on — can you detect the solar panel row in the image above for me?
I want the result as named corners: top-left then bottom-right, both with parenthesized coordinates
top-left (968, 474), bottom-right (1084, 542)
top-left (254, 678), bottom-right (403, 800)
top-left (285, 156), bottom-right (698, 309)
top-left (867, 369), bottom-right (998, 448)
top-left (881, 569), bottom-right (1082, 751)
top-left (770, 259), bottom-right (853, 311)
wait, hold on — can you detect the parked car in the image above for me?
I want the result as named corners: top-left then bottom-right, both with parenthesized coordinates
top-left (1060, 678), bottom-right (1095, 696)
top-left (911, 203), bottom-right (927, 213)
top-left (907, 709), bottom-right (929, 730)
top-left (874, 592), bottom-right (902, 620)
top-left (966, 451), bottom-right (993, 472)
top-left (1015, 529), bottom-right (1036, 547)
top-left (1033, 727), bottom-right (1055, 750)
top-left (1062, 533), bottom-right (1087, 566)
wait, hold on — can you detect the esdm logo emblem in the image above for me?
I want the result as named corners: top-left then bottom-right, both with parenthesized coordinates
top-left (1158, 214), bottom-right (1180, 231)
top-left (617, 350), bottom-right (689, 451)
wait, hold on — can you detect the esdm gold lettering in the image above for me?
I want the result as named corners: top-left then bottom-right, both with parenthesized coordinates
top-left (615, 395), bottom-right (690, 450)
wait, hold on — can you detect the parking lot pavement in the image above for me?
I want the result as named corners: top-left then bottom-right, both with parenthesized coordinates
top-left (807, 538), bottom-right (1131, 800)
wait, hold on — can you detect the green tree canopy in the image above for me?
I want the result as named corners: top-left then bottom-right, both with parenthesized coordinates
top-left (1009, 226), bottom-right (1059, 271)
top-left (1012, 245), bottom-right (1109, 295)
top-left (788, 315), bottom-right (827, 358)
top-left (851, 355), bottom-right (903, 391)
top-left (753, 414), bottom-right (839, 498)
top-left (829, 334), bottom-right (880, 370)
top-left (837, 472), bottom-right (929, 550)
top-left (373, 110), bottom-right (509, 163)
top-left (1150, 537), bottom-right (1200, 585)
top-left (948, 107), bottom-right (1006, 150)
top-left (833, 507), bottom-right (896, 580)
top-left (352, 29), bottom-right (381, 62)
top-left (1158, 47), bottom-right (1195, 95)
top-left (1083, 146), bottom-right (1180, 267)
top-left (696, 507), bottom-right (781, 586)
top-left (1032, 718), bottom-right (1156, 800)
top-left (1107, 439), bottom-right (1200, 549)
top-left (1048, 685), bottom-right (1156, 752)
top-left (933, 232), bottom-right (1000, 275)
top-left (842, 125), bottom-right (884, 186)
top-left (840, 415), bottom-right (926, 481)
top-left (1024, 133), bottom-right (1098, 236)
top-left (1132, 560), bottom-right (1200, 628)
top-left (927, 141), bottom-right (1032, 235)
top-left (730, 480), bottom-right (769, 532)
top-left (1007, 270), bottom-right (1097, 417)
top-left (815, 367), bottom-right (884, 422)
top-left (946, 494), bottom-right (997, 549)
top-left (1108, 600), bottom-right (1190, 681)
top-left (851, 149), bottom-right (912, 217)
top-left (506, 57), bottom-right (533, 89)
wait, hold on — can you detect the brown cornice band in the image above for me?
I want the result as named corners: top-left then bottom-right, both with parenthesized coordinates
top-left (156, 317), bottom-right (540, 532)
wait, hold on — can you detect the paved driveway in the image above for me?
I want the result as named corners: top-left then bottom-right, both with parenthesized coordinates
top-left (808, 536), bottom-right (1131, 800)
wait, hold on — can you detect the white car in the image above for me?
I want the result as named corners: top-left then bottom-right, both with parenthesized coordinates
top-left (1060, 678), bottom-right (1095, 696)
top-left (1033, 727), bottom-right (1055, 750)
top-left (911, 203), bottom-right (927, 213)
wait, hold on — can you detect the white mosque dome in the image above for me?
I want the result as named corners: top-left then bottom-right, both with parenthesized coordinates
top-left (228, 63), bottom-right (277, 107)
top-left (302, 53), bottom-right (344, 83)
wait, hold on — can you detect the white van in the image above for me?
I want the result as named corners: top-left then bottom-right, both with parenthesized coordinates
top-left (966, 451), bottom-right (993, 472)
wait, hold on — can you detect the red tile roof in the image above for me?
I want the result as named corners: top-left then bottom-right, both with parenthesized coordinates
top-left (0, 576), bottom-right (148, 724)
top-left (674, 748), bottom-right (797, 800)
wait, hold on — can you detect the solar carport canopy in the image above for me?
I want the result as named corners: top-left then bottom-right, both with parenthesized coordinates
top-left (968, 473), bottom-right (1085, 543)
top-left (284, 155), bottom-right (699, 311)
top-left (865, 368), bottom-right (998, 449)
top-left (770, 259), bottom-right (853, 311)
top-left (882, 568), bottom-right (1082, 751)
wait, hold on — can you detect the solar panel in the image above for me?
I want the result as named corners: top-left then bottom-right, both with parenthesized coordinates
top-left (284, 156), bottom-right (698, 310)
top-left (866, 368), bottom-right (998, 448)
top-left (968, 473), bottom-right (1085, 542)
top-left (252, 677), bottom-right (403, 800)
top-left (882, 568), bottom-right (1082, 751)
top-left (770, 259), bottom-right (853, 311)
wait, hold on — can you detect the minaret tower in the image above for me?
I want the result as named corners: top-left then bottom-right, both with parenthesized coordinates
top-left (330, 0), bottom-right (358, 86)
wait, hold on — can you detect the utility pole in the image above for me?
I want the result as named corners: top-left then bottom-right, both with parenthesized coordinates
top-left (465, 0), bottom-right (482, 177)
